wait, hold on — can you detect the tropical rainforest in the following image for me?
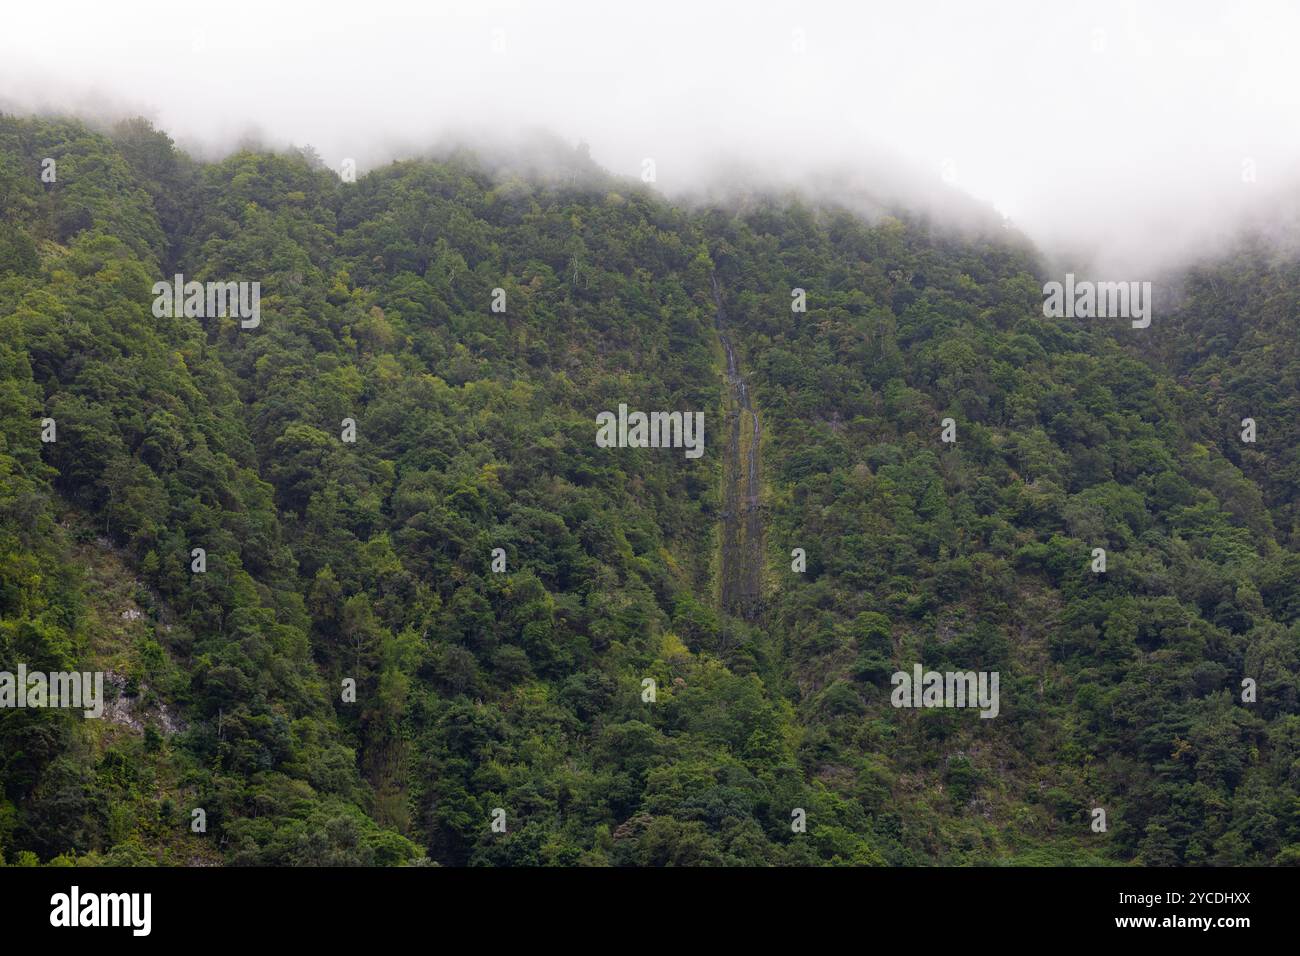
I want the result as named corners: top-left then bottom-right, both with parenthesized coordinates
top-left (1, 113), bottom-right (1298, 867)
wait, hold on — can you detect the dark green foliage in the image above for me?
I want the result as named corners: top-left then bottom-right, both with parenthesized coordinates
top-left (1, 113), bottom-right (1297, 867)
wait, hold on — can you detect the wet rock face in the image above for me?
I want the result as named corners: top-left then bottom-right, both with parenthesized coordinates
top-left (713, 274), bottom-right (764, 622)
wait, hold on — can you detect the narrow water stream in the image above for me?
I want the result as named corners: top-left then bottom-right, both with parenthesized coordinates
top-left (713, 273), bottom-right (764, 621)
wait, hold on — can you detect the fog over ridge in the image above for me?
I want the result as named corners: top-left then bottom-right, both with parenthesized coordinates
top-left (3, 0), bottom-right (1299, 277)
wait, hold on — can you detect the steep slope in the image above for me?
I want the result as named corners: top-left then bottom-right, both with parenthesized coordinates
top-left (705, 198), bottom-right (1300, 864)
top-left (2, 114), bottom-right (1299, 867)
top-left (0, 116), bottom-right (419, 865)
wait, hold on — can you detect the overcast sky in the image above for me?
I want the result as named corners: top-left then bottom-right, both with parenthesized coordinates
top-left (3, 0), bottom-right (1299, 272)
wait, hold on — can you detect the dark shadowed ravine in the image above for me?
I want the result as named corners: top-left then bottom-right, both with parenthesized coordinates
top-left (712, 273), bottom-right (764, 622)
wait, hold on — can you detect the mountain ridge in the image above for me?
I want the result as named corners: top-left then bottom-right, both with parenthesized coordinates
top-left (2, 113), bottom-right (1299, 866)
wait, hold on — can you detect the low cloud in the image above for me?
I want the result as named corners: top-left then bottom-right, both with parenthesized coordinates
top-left (4, 0), bottom-right (1300, 275)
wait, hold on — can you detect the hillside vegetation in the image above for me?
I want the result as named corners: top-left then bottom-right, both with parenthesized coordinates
top-left (1, 115), bottom-right (1297, 866)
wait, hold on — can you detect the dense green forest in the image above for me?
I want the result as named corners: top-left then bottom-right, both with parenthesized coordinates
top-left (1, 113), bottom-right (1298, 866)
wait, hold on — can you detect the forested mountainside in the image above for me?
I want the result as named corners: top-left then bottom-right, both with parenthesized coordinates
top-left (1, 114), bottom-right (1298, 866)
